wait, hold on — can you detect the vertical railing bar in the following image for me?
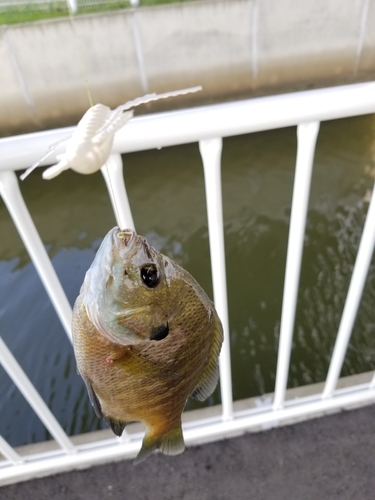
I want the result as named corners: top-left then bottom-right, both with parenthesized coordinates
top-left (101, 154), bottom-right (135, 231)
top-left (0, 171), bottom-right (72, 341)
top-left (323, 182), bottom-right (375, 399)
top-left (199, 138), bottom-right (234, 421)
top-left (0, 338), bottom-right (76, 454)
top-left (273, 121), bottom-right (320, 410)
top-left (0, 436), bottom-right (24, 465)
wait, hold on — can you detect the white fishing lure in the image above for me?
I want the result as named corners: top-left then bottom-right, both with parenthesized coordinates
top-left (21, 86), bottom-right (202, 181)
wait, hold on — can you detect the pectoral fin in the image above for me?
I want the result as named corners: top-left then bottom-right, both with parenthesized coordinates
top-left (110, 344), bottom-right (181, 381)
top-left (108, 345), bottom-right (161, 376)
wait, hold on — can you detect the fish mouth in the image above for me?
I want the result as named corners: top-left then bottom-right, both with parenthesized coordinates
top-left (111, 227), bottom-right (140, 256)
top-left (117, 229), bottom-right (135, 247)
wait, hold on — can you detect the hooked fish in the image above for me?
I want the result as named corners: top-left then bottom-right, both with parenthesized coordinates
top-left (72, 227), bottom-right (223, 463)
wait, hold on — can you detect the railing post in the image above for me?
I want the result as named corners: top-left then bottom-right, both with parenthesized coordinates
top-left (323, 182), bottom-right (375, 398)
top-left (66, 0), bottom-right (78, 14)
top-left (100, 154), bottom-right (135, 231)
top-left (0, 436), bottom-right (24, 465)
top-left (0, 338), bottom-right (76, 454)
top-left (0, 171), bottom-right (72, 340)
top-left (199, 138), bottom-right (233, 421)
top-left (273, 121), bottom-right (320, 410)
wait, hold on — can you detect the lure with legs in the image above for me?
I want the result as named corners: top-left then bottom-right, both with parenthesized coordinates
top-left (20, 86), bottom-right (202, 181)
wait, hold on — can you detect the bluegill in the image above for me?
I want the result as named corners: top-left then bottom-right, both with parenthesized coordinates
top-left (72, 227), bottom-right (223, 463)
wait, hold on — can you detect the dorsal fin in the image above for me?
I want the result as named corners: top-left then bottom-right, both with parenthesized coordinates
top-left (190, 313), bottom-right (223, 402)
top-left (83, 377), bottom-right (128, 436)
top-left (190, 361), bottom-right (220, 402)
top-left (83, 377), bottom-right (103, 418)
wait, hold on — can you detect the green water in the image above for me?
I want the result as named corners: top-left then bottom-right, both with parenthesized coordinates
top-left (1, 114), bottom-right (375, 446)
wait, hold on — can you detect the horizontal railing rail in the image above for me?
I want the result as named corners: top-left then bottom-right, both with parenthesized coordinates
top-left (1, 81), bottom-right (375, 485)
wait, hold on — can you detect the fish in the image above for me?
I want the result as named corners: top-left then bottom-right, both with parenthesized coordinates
top-left (72, 227), bottom-right (223, 463)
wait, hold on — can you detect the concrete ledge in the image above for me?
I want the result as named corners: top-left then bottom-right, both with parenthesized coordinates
top-left (1, 0), bottom-right (375, 136)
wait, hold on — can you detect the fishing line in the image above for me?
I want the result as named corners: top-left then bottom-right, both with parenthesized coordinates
top-left (67, 2), bottom-right (93, 108)
top-left (103, 162), bottom-right (125, 230)
top-left (28, 3), bottom-right (201, 229)
top-left (66, 1), bottom-right (124, 227)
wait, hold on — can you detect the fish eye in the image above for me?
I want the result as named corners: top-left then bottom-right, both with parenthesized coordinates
top-left (140, 264), bottom-right (159, 288)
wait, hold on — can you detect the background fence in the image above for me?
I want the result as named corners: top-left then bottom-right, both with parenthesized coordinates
top-left (0, 0), bottom-right (131, 13)
top-left (0, 0), bottom-right (190, 13)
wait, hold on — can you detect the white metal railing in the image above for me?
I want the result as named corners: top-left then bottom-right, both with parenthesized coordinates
top-left (1, 81), bottom-right (375, 485)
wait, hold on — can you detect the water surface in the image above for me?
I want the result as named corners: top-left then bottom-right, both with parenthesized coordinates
top-left (1, 113), bottom-right (375, 446)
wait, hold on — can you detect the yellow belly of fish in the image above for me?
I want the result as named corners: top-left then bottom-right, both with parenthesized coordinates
top-left (73, 302), bottom-right (206, 433)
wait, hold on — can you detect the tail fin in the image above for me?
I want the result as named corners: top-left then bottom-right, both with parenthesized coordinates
top-left (134, 426), bottom-right (185, 465)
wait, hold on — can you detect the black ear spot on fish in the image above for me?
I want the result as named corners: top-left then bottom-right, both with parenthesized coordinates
top-left (150, 322), bottom-right (169, 341)
top-left (141, 264), bottom-right (160, 288)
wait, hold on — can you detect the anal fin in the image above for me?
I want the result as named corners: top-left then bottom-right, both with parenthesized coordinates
top-left (105, 417), bottom-right (128, 437)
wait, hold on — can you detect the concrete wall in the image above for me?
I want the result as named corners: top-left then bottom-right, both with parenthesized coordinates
top-left (1, 0), bottom-right (375, 136)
